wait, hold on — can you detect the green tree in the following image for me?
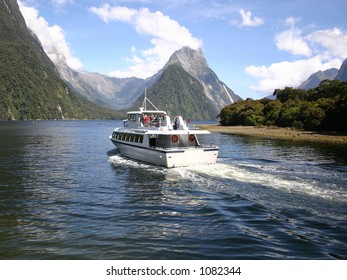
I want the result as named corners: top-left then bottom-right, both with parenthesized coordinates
top-left (300, 101), bottom-right (325, 130)
top-left (274, 87), bottom-right (306, 102)
top-left (263, 99), bottom-right (282, 126)
top-left (219, 76), bottom-right (347, 131)
top-left (277, 99), bottom-right (301, 127)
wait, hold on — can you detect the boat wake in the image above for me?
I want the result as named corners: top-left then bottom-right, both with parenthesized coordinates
top-left (109, 154), bottom-right (165, 173)
top-left (109, 154), bottom-right (347, 208)
top-left (175, 162), bottom-right (347, 222)
top-left (175, 161), bottom-right (347, 203)
top-left (109, 152), bottom-right (347, 220)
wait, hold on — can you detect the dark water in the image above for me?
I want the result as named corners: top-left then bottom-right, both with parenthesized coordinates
top-left (0, 120), bottom-right (346, 260)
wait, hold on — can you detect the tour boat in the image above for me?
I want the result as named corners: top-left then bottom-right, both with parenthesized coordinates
top-left (109, 95), bottom-right (219, 168)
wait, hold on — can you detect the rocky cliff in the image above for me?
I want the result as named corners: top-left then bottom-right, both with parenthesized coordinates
top-left (131, 64), bottom-right (220, 119)
top-left (0, 0), bottom-right (119, 120)
top-left (54, 47), bottom-right (240, 114)
top-left (166, 47), bottom-right (241, 110)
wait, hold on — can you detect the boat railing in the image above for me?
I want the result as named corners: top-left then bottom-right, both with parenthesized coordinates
top-left (153, 144), bottom-right (216, 151)
top-left (126, 112), bottom-right (195, 132)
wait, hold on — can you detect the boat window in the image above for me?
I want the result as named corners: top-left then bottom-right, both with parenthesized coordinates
top-left (116, 132), bottom-right (143, 143)
top-left (149, 134), bottom-right (157, 147)
top-left (127, 114), bottom-right (137, 122)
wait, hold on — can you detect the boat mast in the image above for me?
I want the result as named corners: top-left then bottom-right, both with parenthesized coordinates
top-left (142, 88), bottom-right (147, 111)
top-left (142, 88), bottom-right (159, 111)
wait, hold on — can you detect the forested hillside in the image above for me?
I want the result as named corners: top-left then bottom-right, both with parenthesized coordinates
top-left (131, 64), bottom-right (219, 120)
top-left (0, 0), bottom-right (121, 120)
top-left (220, 80), bottom-right (347, 131)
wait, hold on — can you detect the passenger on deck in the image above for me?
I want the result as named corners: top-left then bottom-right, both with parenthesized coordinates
top-left (173, 116), bottom-right (178, 130)
top-left (149, 114), bottom-right (156, 126)
top-left (143, 114), bottom-right (149, 126)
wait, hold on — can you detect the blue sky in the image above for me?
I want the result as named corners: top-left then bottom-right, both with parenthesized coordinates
top-left (18, 0), bottom-right (347, 99)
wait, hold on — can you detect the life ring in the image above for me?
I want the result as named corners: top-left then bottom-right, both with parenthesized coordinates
top-left (171, 135), bottom-right (179, 143)
top-left (188, 134), bottom-right (195, 142)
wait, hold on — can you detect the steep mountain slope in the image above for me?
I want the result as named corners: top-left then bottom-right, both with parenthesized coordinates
top-left (131, 64), bottom-right (219, 120)
top-left (298, 68), bottom-right (339, 90)
top-left (335, 58), bottom-right (347, 81)
top-left (55, 59), bottom-right (152, 109)
top-left (166, 47), bottom-right (241, 110)
top-left (0, 0), bottom-right (119, 120)
top-left (54, 47), bottom-right (240, 113)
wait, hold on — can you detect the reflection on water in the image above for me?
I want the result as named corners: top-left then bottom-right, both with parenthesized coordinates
top-left (1, 121), bottom-right (346, 259)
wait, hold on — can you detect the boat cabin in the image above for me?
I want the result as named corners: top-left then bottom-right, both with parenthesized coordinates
top-left (123, 108), bottom-right (188, 131)
top-left (109, 95), bottom-right (218, 167)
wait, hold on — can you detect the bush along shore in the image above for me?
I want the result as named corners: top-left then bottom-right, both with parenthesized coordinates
top-left (219, 80), bottom-right (347, 132)
top-left (210, 79), bottom-right (347, 144)
top-left (198, 124), bottom-right (347, 144)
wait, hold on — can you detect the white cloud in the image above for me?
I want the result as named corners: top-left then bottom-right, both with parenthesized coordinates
top-left (89, 4), bottom-right (137, 23)
top-left (245, 56), bottom-right (342, 92)
top-left (52, 0), bottom-right (72, 7)
top-left (275, 28), bottom-right (312, 56)
top-left (18, 1), bottom-right (82, 70)
top-left (285, 16), bottom-right (300, 27)
top-left (239, 9), bottom-right (264, 27)
top-left (246, 18), bottom-right (347, 94)
top-left (89, 4), bottom-right (202, 78)
top-left (306, 28), bottom-right (347, 58)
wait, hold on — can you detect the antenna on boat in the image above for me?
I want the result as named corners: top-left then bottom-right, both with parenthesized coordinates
top-left (143, 88), bottom-right (147, 111)
top-left (142, 87), bottom-right (159, 111)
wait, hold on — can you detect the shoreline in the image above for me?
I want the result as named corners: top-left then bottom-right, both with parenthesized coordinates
top-left (197, 124), bottom-right (347, 144)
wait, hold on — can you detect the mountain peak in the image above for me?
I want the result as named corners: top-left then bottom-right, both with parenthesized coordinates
top-left (298, 68), bottom-right (339, 90)
top-left (165, 46), bottom-right (241, 110)
top-left (166, 47), bottom-right (209, 79)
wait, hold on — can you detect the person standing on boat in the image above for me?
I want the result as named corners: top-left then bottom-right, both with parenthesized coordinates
top-left (174, 116), bottom-right (178, 130)
top-left (143, 114), bottom-right (149, 126)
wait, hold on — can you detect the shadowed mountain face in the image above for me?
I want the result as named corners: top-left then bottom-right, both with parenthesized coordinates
top-left (166, 47), bottom-right (242, 110)
top-left (0, 0), bottom-right (120, 120)
top-left (3, 0), bottom-right (239, 120)
top-left (298, 68), bottom-right (339, 90)
top-left (54, 46), bottom-right (241, 118)
top-left (335, 58), bottom-right (347, 82)
top-left (298, 58), bottom-right (347, 90)
top-left (131, 64), bottom-right (220, 120)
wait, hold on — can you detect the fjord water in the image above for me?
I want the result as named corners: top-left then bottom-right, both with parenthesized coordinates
top-left (0, 120), bottom-right (346, 259)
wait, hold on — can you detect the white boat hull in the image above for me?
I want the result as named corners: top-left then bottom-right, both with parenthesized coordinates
top-left (111, 140), bottom-right (218, 168)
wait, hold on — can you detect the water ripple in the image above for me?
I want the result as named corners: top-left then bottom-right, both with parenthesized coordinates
top-left (1, 121), bottom-right (346, 259)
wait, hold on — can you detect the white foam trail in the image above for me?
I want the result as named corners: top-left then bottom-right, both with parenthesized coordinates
top-left (109, 154), bottom-right (152, 169)
top-left (174, 163), bottom-right (347, 203)
top-left (108, 154), bottom-right (167, 176)
top-left (108, 154), bottom-right (346, 203)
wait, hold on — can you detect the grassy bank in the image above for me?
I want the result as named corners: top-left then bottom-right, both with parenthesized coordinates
top-left (198, 124), bottom-right (347, 144)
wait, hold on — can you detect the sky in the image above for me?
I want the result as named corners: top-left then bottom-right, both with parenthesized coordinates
top-left (17, 0), bottom-right (347, 99)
